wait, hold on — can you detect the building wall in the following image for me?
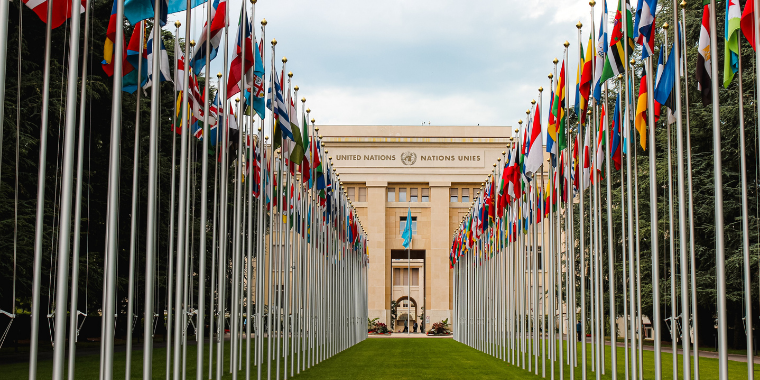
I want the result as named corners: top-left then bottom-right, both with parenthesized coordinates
top-left (321, 125), bottom-right (513, 329)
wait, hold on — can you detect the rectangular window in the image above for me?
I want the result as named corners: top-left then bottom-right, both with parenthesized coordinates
top-left (421, 188), bottom-right (429, 202)
top-left (358, 187), bottom-right (367, 202)
top-left (400, 216), bottom-right (417, 235)
top-left (461, 188), bottom-right (470, 203)
top-left (450, 188), bottom-right (459, 202)
top-left (388, 188), bottom-right (395, 202)
top-left (412, 268), bottom-right (419, 286)
top-left (393, 268), bottom-right (401, 285)
top-left (347, 187), bottom-right (355, 200)
top-left (537, 247), bottom-right (543, 270)
top-left (410, 188), bottom-right (418, 202)
top-left (398, 188), bottom-right (407, 202)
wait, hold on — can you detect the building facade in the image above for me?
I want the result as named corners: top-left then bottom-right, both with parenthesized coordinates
top-left (321, 125), bottom-right (512, 332)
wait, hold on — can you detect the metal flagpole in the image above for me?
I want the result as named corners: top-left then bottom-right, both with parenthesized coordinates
top-left (209, 73), bottom-right (222, 378)
top-left (644, 51), bottom-right (662, 380)
top-left (678, 3), bottom-right (699, 378)
top-left (736, 29), bottom-right (755, 380)
top-left (67, 0), bottom-right (92, 375)
top-left (50, 0), bottom-right (84, 375)
top-left (583, 4), bottom-right (594, 376)
top-left (143, 0), bottom-right (166, 375)
top-left (125, 23), bottom-right (145, 379)
top-left (625, 57), bottom-right (638, 380)
top-left (706, 1), bottom-right (728, 377)
top-left (196, 0), bottom-right (216, 373)
top-left (167, 21), bottom-right (181, 380)
top-left (100, 0), bottom-right (128, 375)
top-left (668, 6), bottom-right (694, 380)
top-left (173, 1), bottom-right (193, 377)
top-left (28, 1), bottom-right (54, 376)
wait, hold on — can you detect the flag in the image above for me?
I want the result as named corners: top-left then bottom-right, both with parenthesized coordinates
top-left (243, 39), bottom-right (266, 120)
top-left (546, 77), bottom-right (557, 157)
top-left (634, 0), bottom-right (658, 58)
top-left (288, 95), bottom-right (305, 165)
top-left (611, 94), bottom-right (622, 170)
top-left (124, 0), bottom-right (207, 26)
top-left (190, 0), bottom-right (225, 75)
top-left (23, 0), bottom-right (86, 30)
top-left (124, 22), bottom-right (148, 94)
top-left (267, 69), bottom-right (293, 151)
top-left (549, 60), bottom-right (567, 153)
top-left (724, 0), bottom-right (742, 87)
top-left (697, 3), bottom-right (713, 105)
top-left (601, 0), bottom-right (634, 83)
top-left (634, 67), bottom-right (659, 149)
top-left (102, 0), bottom-right (133, 78)
top-left (579, 32), bottom-right (594, 126)
top-left (573, 135), bottom-right (580, 191)
top-left (524, 103), bottom-right (543, 174)
top-left (301, 111), bottom-right (311, 185)
top-left (742, 0), bottom-right (756, 50)
top-left (596, 104), bottom-right (606, 172)
top-left (583, 124), bottom-right (591, 190)
top-left (226, 12), bottom-right (258, 99)
top-left (575, 42), bottom-right (584, 117)
top-left (143, 32), bottom-right (172, 90)
top-left (593, 0), bottom-right (609, 102)
top-left (654, 44), bottom-right (676, 110)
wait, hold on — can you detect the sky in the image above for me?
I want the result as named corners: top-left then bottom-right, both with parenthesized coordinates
top-left (168, 0), bottom-right (607, 133)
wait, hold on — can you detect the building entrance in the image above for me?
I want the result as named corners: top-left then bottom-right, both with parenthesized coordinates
top-left (391, 249), bottom-right (425, 332)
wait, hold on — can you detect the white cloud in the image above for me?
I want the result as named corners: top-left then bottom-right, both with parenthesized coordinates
top-left (167, 0), bottom-right (612, 132)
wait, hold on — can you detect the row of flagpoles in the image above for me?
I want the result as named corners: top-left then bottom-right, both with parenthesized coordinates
top-left (452, 1), bottom-right (759, 380)
top-left (0, 0), bottom-right (370, 379)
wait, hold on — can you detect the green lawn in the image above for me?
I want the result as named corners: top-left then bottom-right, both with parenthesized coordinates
top-left (1, 337), bottom-right (760, 379)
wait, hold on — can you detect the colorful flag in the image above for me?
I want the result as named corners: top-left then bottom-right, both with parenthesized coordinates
top-left (697, 3), bottom-right (712, 105)
top-left (124, 22), bottom-right (148, 94)
top-left (593, 0), bottom-right (609, 102)
top-left (102, 0), bottom-right (133, 78)
top-left (742, 0), bottom-right (756, 50)
top-left (634, 0), bottom-right (658, 58)
top-left (595, 104), bottom-right (606, 173)
top-left (610, 94), bottom-right (622, 171)
top-left (226, 12), bottom-right (255, 98)
top-left (579, 32), bottom-right (594, 126)
top-left (550, 61), bottom-right (567, 153)
top-left (288, 95), bottom-right (305, 165)
top-left (143, 32), bottom-right (172, 90)
top-left (24, 0), bottom-right (86, 30)
top-left (724, 0), bottom-right (742, 87)
top-left (654, 44), bottom-right (676, 110)
top-left (125, 0), bottom-right (207, 26)
top-left (525, 103), bottom-right (543, 174)
top-left (601, 0), bottom-right (634, 83)
top-left (634, 67), bottom-right (659, 149)
top-left (190, 0), bottom-right (226, 75)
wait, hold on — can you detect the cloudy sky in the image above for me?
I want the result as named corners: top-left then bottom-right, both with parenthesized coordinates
top-left (170, 0), bottom-right (602, 130)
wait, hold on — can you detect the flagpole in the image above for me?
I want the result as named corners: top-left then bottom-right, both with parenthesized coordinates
top-left (257, 19), bottom-right (267, 380)
top-left (626, 57), bottom-right (638, 380)
top-left (679, 3), bottom-right (699, 378)
top-left (172, 2), bottom-right (194, 377)
top-left (67, 0), bottom-right (93, 375)
top-left (583, 5), bottom-right (594, 378)
top-left (736, 30), bottom-right (755, 380)
top-left (28, 1), bottom-right (54, 376)
top-left (125, 23), bottom-right (146, 380)
top-left (643, 51), bottom-right (662, 380)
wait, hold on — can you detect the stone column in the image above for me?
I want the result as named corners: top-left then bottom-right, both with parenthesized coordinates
top-left (366, 181), bottom-right (388, 325)
top-left (429, 182), bottom-right (451, 326)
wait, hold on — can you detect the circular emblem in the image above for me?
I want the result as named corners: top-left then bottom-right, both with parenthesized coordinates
top-left (401, 151), bottom-right (417, 166)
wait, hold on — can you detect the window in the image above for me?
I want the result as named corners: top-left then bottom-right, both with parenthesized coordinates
top-left (410, 188), bottom-right (418, 202)
top-left (450, 188), bottom-right (459, 202)
top-left (461, 188), bottom-right (470, 203)
top-left (388, 188), bottom-right (395, 202)
top-left (400, 216), bottom-right (417, 235)
top-left (347, 187), bottom-right (355, 200)
top-left (358, 187), bottom-right (367, 202)
top-left (394, 268), bottom-right (419, 286)
top-left (398, 188), bottom-right (407, 202)
top-left (421, 188), bottom-right (429, 202)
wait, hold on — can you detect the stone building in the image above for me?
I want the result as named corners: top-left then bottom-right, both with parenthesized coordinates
top-left (320, 125), bottom-right (512, 332)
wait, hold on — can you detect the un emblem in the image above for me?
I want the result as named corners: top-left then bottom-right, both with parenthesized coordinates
top-left (401, 151), bottom-right (417, 166)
